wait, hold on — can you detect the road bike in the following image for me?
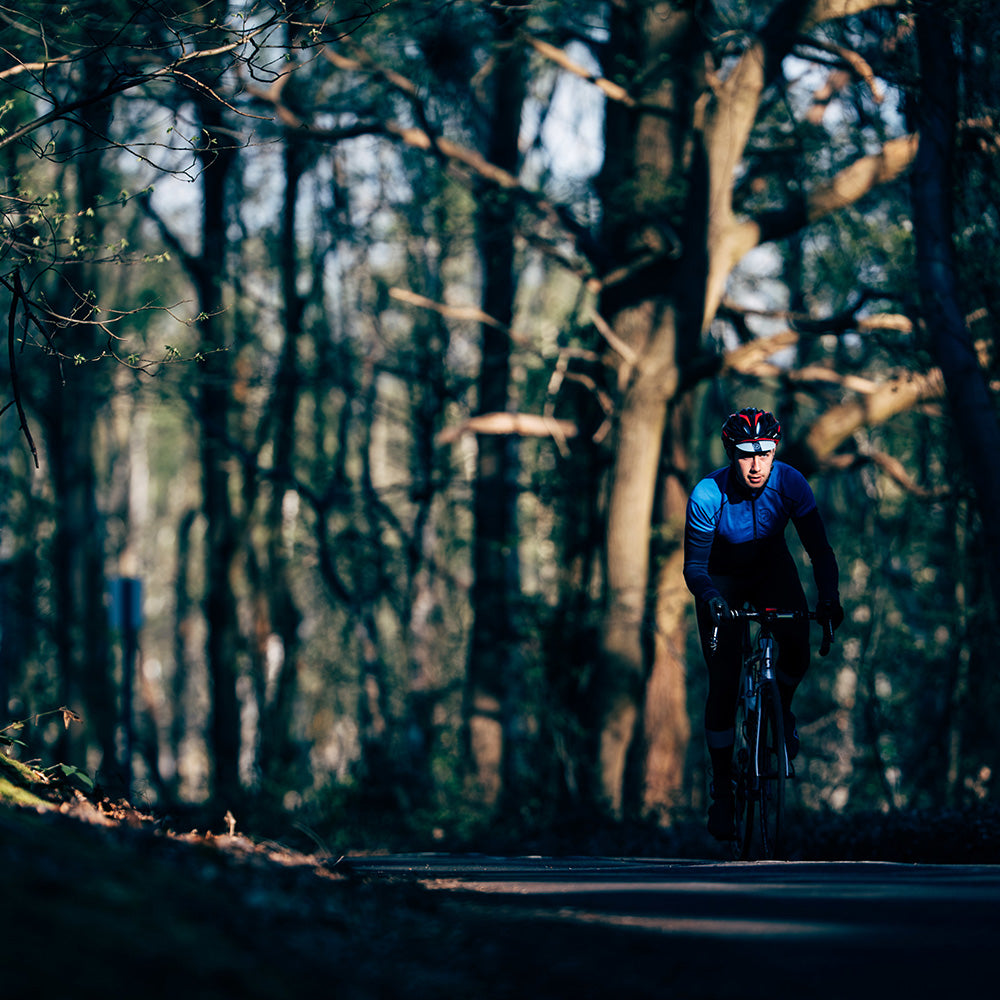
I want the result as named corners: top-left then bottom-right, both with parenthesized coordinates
top-left (711, 606), bottom-right (834, 860)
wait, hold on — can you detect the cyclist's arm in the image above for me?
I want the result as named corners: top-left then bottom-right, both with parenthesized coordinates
top-left (792, 508), bottom-right (839, 601)
top-left (683, 492), bottom-right (722, 603)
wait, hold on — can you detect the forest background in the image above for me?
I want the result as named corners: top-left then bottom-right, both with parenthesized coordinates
top-left (1, 0), bottom-right (998, 852)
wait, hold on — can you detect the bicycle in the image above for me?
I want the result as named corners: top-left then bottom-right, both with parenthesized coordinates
top-left (710, 606), bottom-right (834, 860)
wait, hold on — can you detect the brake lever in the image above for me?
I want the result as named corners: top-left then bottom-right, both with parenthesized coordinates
top-left (819, 617), bottom-right (835, 657)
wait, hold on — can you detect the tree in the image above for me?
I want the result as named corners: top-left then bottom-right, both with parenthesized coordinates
top-left (5, 0), bottom-right (995, 833)
top-left (588, 0), bottom-right (918, 815)
top-left (464, 1), bottom-right (530, 811)
top-left (911, 2), bottom-right (1000, 602)
top-left (245, 0), bottom-right (948, 821)
top-left (0, 1), bottom-right (368, 795)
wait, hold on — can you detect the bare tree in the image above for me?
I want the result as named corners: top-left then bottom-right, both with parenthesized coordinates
top-left (0, 1), bottom-right (360, 793)
top-left (590, 0), bottom-right (916, 815)
top-left (911, 3), bottom-right (1000, 603)
top-left (464, 1), bottom-right (530, 811)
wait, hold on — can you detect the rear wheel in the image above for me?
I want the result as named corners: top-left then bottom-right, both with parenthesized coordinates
top-left (757, 682), bottom-right (786, 859)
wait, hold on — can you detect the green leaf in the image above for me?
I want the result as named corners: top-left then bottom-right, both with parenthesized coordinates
top-left (50, 763), bottom-right (95, 791)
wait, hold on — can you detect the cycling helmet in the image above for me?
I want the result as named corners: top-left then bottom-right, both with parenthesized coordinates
top-left (721, 407), bottom-right (782, 456)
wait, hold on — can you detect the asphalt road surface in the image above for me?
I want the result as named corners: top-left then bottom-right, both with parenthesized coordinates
top-left (337, 854), bottom-right (999, 997)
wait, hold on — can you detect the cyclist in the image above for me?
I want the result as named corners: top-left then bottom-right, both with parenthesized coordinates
top-left (683, 407), bottom-right (843, 840)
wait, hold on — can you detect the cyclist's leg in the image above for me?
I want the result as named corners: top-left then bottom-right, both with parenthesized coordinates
top-left (698, 578), bottom-right (745, 837)
top-left (698, 580), bottom-right (744, 765)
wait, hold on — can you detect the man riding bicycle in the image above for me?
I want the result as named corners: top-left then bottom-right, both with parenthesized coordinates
top-left (683, 407), bottom-right (843, 841)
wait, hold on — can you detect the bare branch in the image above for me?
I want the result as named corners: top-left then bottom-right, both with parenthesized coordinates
top-left (803, 0), bottom-right (902, 31)
top-left (824, 446), bottom-right (949, 498)
top-left (0, 53), bottom-right (73, 81)
top-left (2, 271), bottom-right (41, 467)
top-left (0, 5), bottom-right (301, 153)
top-left (805, 368), bottom-right (945, 463)
top-left (436, 411), bottom-right (578, 446)
top-left (720, 321), bottom-right (940, 404)
top-left (808, 133), bottom-right (919, 221)
top-left (388, 287), bottom-right (532, 348)
top-left (721, 294), bottom-right (913, 337)
top-left (722, 329), bottom-right (799, 372)
top-left (545, 348), bottom-right (614, 447)
top-left (796, 37), bottom-right (884, 108)
top-left (864, 448), bottom-right (950, 498)
top-left (522, 34), bottom-right (637, 108)
top-left (321, 42), bottom-right (422, 99)
top-left (389, 287), bottom-right (509, 330)
top-left (244, 38), bottom-right (604, 276)
top-left (858, 313), bottom-right (914, 334)
top-left (588, 307), bottom-right (639, 369)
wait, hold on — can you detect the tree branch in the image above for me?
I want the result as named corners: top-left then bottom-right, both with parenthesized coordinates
top-left (803, 0), bottom-right (901, 31)
top-left (808, 133), bottom-right (919, 221)
top-left (436, 411), bottom-right (578, 446)
top-left (803, 368), bottom-right (945, 464)
top-left (2, 272), bottom-right (41, 467)
top-left (245, 40), bottom-right (605, 272)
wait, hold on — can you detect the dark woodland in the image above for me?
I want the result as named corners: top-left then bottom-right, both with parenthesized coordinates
top-left (3, 6), bottom-right (1000, 974)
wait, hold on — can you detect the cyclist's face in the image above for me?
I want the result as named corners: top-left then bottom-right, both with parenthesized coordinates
top-left (735, 448), bottom-right (775, 490)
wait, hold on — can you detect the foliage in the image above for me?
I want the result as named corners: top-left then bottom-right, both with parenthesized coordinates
top-left (0, 0), bottom-right (996, 845)
top-left (0, 706), bottom-right (92, 806)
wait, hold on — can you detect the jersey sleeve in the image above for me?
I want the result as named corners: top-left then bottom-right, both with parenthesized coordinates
top-left (790, 471), bottom-right (839, 601)
top-left (683, 480), bottom-right (722, 604)
top-left (686, 478), bottom-right (722, 536)
top-left (783, 463), bottom-right (819, 518)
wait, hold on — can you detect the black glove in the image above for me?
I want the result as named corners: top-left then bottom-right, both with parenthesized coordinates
top-left (708, 596), bottom-right (730, 626)
top-left (816, 598), bottom-right (844, 631)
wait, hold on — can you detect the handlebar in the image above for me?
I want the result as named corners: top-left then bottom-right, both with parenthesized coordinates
top-left (708, 607), bottom-right (836, 657)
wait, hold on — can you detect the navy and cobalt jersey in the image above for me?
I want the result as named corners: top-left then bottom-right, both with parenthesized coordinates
top-left (683, 460), bottom-right (836, 603)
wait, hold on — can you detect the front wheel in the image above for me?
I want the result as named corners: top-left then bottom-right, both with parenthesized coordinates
top-left (732, 674), bottom-right (756, 860)
top-left (757, 681), bottom-right (786, 859)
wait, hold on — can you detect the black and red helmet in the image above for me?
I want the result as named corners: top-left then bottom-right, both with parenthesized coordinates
top-left (721, 407), bottom-right (782, 456)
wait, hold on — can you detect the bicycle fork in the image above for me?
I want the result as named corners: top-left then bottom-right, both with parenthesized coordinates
top-left (759, 636), bottom-right (793, 779)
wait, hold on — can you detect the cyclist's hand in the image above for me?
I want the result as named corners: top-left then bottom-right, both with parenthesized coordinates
top-left (816, 598), bottom-right (843, 656)
top-left (708, 596), bottom-right (730, 626)
top-left (816, 598), bottom-right (844, 630)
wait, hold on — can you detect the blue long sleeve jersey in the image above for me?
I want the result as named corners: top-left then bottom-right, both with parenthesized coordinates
top-left (682, 460), bottom-right (839, 605)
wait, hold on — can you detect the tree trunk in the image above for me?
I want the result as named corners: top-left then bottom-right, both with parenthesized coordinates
top-left (594, 0), bottom-right (707, 816)
top-left (191, 95), bottom-right (242, 805)
top-left (465, 2), bottom-right (528, 811)
top-left (639, 404), bottom-right (694, 813)
top-left (594, 0), bottom-right (842, 816)
top-left (254, 138), bottom-right (307, 789)
top-left (46, 87), bottom-right (117, 779)
top-left (912, 6), bottom-right (1000, 604)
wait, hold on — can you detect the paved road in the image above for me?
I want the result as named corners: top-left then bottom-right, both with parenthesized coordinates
top-left (337, 854), bottom-right (998, 997)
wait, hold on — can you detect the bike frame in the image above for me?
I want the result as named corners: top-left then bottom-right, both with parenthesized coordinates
top-left (743, 612), bottom-right (795, 779)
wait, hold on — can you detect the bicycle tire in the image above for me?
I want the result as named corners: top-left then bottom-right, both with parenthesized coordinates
top-left (732, 671), bottom-right (755, 860)
top-left (757, 680), bottom-right (786, 859)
